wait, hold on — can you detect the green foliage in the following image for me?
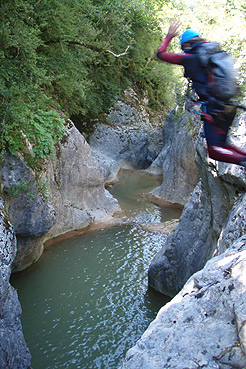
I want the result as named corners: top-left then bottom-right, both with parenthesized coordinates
top-left (3, 181), bottom-right (35, 200)
top-left (0, 0), bottom-right (246, 165)
top-left (0, 0), bottom-right (65, 164)
top-left (36, 178), bottom-right (50, 200)
top-left (25, 110), bottom-right (65, 159)
top-left (0, 0), bottom-right (164, 161)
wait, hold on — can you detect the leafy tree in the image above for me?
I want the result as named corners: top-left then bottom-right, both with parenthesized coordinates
top-left (0, 0), bottom-right (65, 165)
top-left (0, 0), bottom-right (163, 162)
top-left (1, 0), bottom-right (245, 165)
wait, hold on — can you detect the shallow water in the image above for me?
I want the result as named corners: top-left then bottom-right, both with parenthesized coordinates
top-left (109, 170), bottom-right (180, 224)
top-left (11, 170), bottom-right (182, 369)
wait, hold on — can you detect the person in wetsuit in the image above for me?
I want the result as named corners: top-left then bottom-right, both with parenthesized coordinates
top-left (157, 20), bottom-right (246, 167)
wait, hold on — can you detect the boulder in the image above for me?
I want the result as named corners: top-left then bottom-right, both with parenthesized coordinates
top-left (90, 124), bottom-right (155, 175)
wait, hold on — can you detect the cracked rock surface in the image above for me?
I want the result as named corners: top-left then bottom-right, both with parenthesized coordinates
top-left (0, 199), bottom-right (31, 368)
top-left (120, 236), bottom-right (246, 369)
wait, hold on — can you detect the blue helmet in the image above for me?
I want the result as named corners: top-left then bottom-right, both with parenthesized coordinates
top-left (180, 29), bottom-right (200, 46)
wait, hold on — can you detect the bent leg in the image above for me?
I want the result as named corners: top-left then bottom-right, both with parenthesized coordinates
top-left (224, 143), bottom-right (246, 156)
top-left (204, 120), bottom-right (246, 166)
top-left (207, 145), bottom-right (246, 165)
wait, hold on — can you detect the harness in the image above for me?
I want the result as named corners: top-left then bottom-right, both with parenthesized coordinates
top-left (185, 77), bottom-right (246, 124)
top-left (185, 81), bottom-right (214, 123)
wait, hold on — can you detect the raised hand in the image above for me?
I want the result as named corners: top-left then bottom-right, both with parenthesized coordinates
top-left (167, 20), bottom-right (182, 38)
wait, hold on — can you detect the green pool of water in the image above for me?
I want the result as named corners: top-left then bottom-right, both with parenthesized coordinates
top-left (11, 170), bottom-right (182, 368)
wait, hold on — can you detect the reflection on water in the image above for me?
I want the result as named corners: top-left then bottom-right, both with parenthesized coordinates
top-left (12, 226), bottom-right (169, 369)
top-left (11, 170), bottom-right (181, 369)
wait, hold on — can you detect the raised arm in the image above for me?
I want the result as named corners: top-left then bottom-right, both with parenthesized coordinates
top-left (157, 20), bottom-right (186, 64)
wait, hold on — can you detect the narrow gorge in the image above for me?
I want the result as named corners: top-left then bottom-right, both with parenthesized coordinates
top-left (1, 89), bottom-right (246, 368)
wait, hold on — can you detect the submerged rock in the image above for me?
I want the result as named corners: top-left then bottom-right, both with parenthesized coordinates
top-left (142, 219), bottom-right (179, 235)
top-left (0, 199), bottom-right (31, 368)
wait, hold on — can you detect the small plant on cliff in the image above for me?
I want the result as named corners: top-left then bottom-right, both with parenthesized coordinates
top-left (3, 181), bottom-right (35, 200)
top-left (36, 178), bottom-right (50, 200)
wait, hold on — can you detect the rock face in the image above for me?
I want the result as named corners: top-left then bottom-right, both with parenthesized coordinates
top-left (149, 108), bottom-right (200, 206)
top-left (0, 199), bottom-right (31, 368)
top-left (43, 121), bottom-right (120, 240)
top-left (120, 235), bottom-right (246, 369)
top-left (0, 121), bottom-right (119, 272)
top-left (148, 112), bottom-right (246, 297)
top-left (89, 88), bottom-right (163, 183)
top-left (0, 154), bottom-right (56, 272)
top-left (119, 112), bottom-right (246, 369)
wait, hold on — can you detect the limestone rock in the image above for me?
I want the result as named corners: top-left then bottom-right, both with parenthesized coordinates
top-left (120, 236), bottom-right (246, 369)
top-left (89, 88), bottom-right (163, 183)
top-left (0, 199), bottom-right (31, 368)
top-left (216, 192), bottom-right (246, 257)
top-left (0, 154), bottom-right (56, 237)
top-left (0, 154), bottom-right (56, 271)
top-left (43, 121), bottom-right (120, 241)
top-left (149, 108), bottom-right (200, 206)
top-left (0, 121), bottom-right (120, 271)
top-left (148, 113), bottom-right (246, 297)
top-left (90, 123), bottom-right (154, 174)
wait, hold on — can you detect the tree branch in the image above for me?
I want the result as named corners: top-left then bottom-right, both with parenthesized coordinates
top-left (44, 39), bottom-right (103, 52)
top-left (44, 39), bottom-right (134, 57)
top-left (103, 40), bottom-right (134, 57)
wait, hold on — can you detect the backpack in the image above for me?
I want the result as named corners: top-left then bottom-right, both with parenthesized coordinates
top-left (196, 42), bottom-right (239, 103)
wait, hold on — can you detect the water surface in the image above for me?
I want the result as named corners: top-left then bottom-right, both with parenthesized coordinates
top-left (12, 170), bottom-right (182, 369)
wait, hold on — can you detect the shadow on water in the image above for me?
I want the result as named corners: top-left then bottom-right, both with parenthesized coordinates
top-left (11, 169), bottom-right (181, 369)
